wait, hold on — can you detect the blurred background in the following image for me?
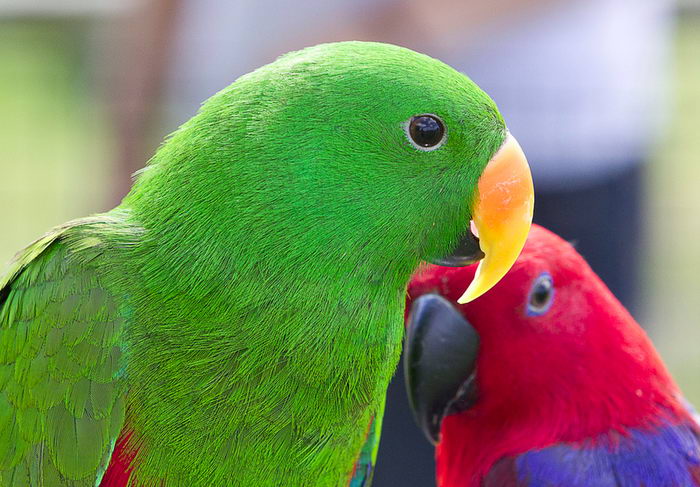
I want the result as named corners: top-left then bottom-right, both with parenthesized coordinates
top-left (0, 0), bottom-right (698, 484)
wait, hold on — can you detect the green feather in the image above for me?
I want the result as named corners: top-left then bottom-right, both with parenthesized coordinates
top-left (65, 378), bottom-right (91, 418)
top-left (61, 319), bottom-right (93, 347)
top-left (44, 327), bottom-right (64, 357)
top-left (0, 394), bottom-right (30, 469)
top-left (0, 364), bottom-right (11, 389)
top-left (29, 446), bottom-right (64, 486)
top-left (30, 376), bottom-right (69, 410)
top-left (26, 353), bottom-right (49, 388)
top-left (46, 404), bottom-right (109, 479)
top-left (16, 406), bottom-right (42, 444)
top-left (0, 219), bottom-right (131, 485)
top-left (1, 462), bottom-right (30, 487)
top-left (89, 381), bottom-right (116, 419)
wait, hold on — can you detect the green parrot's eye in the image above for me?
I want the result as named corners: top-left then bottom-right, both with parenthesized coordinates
top-left (406, 115), bottom-right (446, 151)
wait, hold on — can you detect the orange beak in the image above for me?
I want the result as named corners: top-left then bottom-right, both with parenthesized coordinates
top-left (457, 133), bottom-right (534, 304)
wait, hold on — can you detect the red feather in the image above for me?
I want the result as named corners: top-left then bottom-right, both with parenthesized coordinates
top-left (407, 225), bottom-right (694, 486)
top-left (99, 431), bottom-right (137, 487)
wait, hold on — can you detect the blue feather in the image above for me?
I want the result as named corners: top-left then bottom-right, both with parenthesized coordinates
top-left (509, 421), bottom-right (700, 487)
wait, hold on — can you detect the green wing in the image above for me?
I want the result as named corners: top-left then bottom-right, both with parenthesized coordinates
top-left (0, 219), bottom-right (128, 486)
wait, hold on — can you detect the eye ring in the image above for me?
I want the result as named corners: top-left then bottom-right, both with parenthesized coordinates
top-left (526, 272), bottom-right (554, 316)
top-left (404, 114), bottom-right (447, 151)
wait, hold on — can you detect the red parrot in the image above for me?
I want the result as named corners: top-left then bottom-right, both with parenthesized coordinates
top-left (404, 224), bottom-right (700, 486)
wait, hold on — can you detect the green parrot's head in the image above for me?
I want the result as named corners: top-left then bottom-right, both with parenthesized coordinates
top-left (126, 42), bottom-right (533, 303)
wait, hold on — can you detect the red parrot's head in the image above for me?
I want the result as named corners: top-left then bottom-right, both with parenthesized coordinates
top-left (404, 225), bottom-right (686, 484)
top-left (408, 224), bottom-right (629, 340)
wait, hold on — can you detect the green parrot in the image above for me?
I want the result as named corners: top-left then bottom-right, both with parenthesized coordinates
top-left (0, 42), bottom-right (533, 486)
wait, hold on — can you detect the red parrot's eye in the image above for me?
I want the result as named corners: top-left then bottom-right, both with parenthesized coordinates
top-left (527, 273), bottom-right (554, 316)
top-left (406, 114), bottom-right (446, 151)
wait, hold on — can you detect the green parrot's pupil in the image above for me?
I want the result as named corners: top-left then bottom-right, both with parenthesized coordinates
top-left (409, 115), bottom-right (445, 148)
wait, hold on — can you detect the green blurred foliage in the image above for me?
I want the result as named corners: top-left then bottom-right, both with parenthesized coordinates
top-left (0, 20), bottom-right (111, 260)
top-left (646, 14), bottom-right (700, 403)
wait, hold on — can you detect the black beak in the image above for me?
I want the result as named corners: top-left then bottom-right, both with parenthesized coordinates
top-left (404, 294), bottom-right (480, 444)
top-left (430, 229), bottom-right (484, 267)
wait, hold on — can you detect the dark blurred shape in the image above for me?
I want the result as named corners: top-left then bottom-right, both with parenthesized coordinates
top-left (534, 164), bottom-right (644, 311)
top-left (377, 361), bottom-right (437, 485)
